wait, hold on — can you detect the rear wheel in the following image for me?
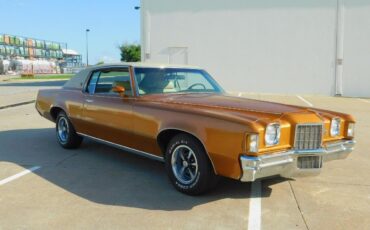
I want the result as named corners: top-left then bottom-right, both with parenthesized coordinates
top-left (56, 111), bottom-right (83, 149)
top-left (165, 134), bottom-right (217, 195)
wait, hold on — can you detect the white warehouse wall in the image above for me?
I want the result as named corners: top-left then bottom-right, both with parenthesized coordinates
top-left (341, 1), bottom-right (370, 97)
top-left (141, 0), bottom-right (370, 97)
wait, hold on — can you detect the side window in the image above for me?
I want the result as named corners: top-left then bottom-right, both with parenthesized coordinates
top-left (86, 68), bottom-right (132, 96)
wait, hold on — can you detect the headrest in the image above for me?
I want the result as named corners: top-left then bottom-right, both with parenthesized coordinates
top-left (112, 81), bottom-right (131, 89)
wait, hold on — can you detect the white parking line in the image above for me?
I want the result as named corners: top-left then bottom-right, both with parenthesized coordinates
top-left (358, 98), bottom-right (370, 104)
top-left (297, 95), bottom-right (313, 107)
top-left (0, 166), bottom-right (41, 186)
top-left (248, 180), bottom-right (262, 230)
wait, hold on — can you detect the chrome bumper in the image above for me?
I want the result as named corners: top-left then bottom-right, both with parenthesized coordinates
top-left (240, 140), bottom-right (355, 182)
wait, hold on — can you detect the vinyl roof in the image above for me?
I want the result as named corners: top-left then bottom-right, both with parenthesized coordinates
top-left (86, 62), bottom-right (202, 70)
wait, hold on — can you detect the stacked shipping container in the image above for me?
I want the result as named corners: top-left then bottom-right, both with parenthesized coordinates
top-left (0, 34), bottom-right (68, 74)
top-left (0, 33), bottom-right (83, 75)
top-left (0, 34), bottom-right (64, 59)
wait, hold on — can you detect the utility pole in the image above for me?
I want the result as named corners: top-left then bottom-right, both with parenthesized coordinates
top-left (86, 29), bottom-right (90, 66)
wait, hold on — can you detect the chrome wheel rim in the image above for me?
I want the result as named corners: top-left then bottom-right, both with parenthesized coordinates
top-left (171, 145), bottom-right (198, 185)
top-left (57, 117), bottom-right (69, 143)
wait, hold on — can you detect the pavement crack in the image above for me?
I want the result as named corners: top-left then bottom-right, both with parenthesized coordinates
top-left (297, 180), bottom-right (370, 187)
top-left (56, 152), bottom-right (79, 166)
top-left (289, 181), bottom-right (310, 230)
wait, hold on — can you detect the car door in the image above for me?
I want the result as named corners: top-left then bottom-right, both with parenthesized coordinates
top-left (80, 67), bottom-right (136, 148)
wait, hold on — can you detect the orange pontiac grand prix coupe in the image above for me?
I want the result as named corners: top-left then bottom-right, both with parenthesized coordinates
top-left (36, 63), bottom-right (355, 195)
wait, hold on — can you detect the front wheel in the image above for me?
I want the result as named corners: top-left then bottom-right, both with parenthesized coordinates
top-left (56, 111), bottom-right (83, 149)
top-left (165, 134), bottom-right (217, 195)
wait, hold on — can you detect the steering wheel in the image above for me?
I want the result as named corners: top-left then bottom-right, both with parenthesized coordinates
top-left (187, 83), bottom-right (206, 90)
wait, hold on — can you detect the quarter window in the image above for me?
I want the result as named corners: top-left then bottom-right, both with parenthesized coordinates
top-left (87, 71), bottom-right (100, 94)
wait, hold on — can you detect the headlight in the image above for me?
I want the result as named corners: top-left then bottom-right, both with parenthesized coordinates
top-left (330, 118), bottom-right (341, 136)
top-left (265, 123), bottom-right (281, 146)
top-left (248, 134), bottom-right (259, 153)
top-left (347, 123), bottom-right (355, 137)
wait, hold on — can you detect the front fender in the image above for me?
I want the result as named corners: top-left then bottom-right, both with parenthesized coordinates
top-left (158, 116), bottom-right (251, 179)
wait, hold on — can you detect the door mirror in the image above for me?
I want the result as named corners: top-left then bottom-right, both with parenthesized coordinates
top-left (112, 85), bottom-right (126, 96)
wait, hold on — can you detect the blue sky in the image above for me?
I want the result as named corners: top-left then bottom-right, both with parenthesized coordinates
top-left (1, 0), bottom-right (140, 64)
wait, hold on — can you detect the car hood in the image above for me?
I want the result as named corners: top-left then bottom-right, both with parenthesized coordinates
top-left (140, 93), bottom-right (309, 123)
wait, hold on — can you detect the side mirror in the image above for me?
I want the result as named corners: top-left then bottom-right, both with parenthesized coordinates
top-left (112, 85), bottom-right (126, 96)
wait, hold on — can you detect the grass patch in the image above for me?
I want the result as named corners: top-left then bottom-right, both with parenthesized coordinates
top-left (14, 74), bottom-right (74, 80)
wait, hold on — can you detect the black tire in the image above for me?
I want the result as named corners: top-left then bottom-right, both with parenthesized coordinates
top-left (165, 134), bottom-right (217, 195)
top-left (56, 111), bottom-right (83, 149)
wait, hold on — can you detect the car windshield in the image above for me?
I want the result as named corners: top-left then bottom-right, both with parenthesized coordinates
top-left (134, 67), bottom-right (224, 95)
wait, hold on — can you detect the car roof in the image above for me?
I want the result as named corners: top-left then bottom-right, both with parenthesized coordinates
top-left (85, 62), bottom-right (202, 70)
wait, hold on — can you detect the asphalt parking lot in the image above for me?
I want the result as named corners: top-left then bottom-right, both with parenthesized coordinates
top-left (0, 80), bottom-right (369, 229)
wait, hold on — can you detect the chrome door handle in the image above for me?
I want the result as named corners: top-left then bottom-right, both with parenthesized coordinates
top-left (85, 99), bottom-right (94, 103)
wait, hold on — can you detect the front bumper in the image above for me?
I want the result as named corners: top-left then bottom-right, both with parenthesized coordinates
top-left (240, 140), bottom-right (355, 182)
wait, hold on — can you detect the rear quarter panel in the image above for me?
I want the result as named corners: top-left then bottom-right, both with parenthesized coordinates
top-left (36, 89), bottom-right (59, 121)
top-left (36, 89), bottom-right (85, 130)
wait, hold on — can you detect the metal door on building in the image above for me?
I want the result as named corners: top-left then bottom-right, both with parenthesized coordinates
top-left (168, 47), bottom-right (188, 65)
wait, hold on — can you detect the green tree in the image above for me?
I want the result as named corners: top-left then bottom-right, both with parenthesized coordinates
top-left (119, 43), bottom-right (141, 62)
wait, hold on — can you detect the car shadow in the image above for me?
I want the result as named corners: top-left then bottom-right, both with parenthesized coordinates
top-left (0, 128), bottom-right (287, 211)
top-left (0, 80), bottom-right (67, 87)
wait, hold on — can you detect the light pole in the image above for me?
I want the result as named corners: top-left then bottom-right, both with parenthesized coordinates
top-left (85, 29), bottom-right (90, 66)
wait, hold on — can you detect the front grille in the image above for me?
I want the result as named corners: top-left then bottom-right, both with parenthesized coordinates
top-left (294, 124), bottom-right (323, 150)
top-left (297, 156), bottom-right (322, 169)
